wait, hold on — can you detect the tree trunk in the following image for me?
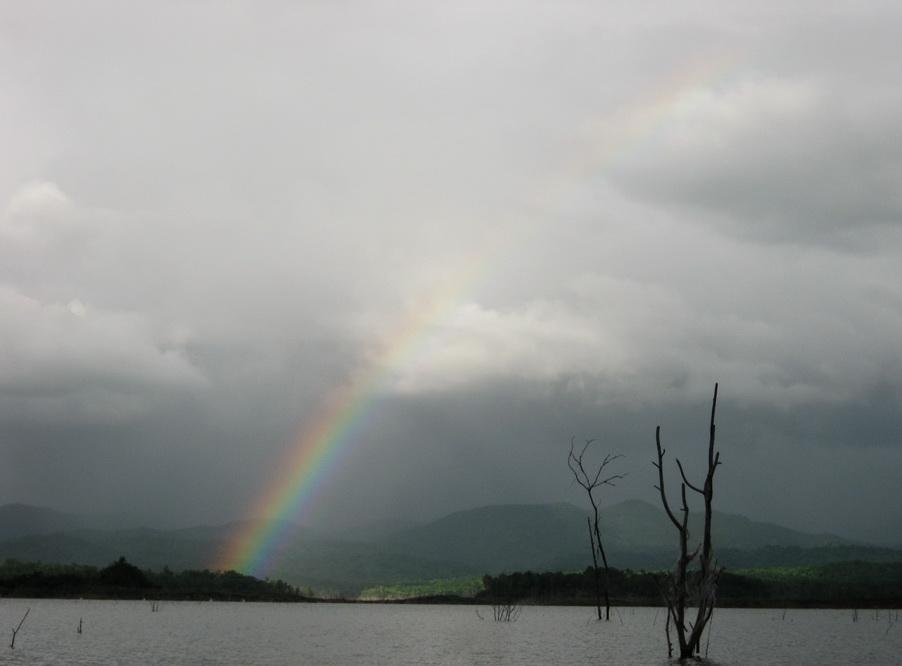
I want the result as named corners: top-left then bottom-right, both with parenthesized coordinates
top-left (654, 383), bottom-right (723, 660)
top-left (587, 517), bottom-right (603, 621)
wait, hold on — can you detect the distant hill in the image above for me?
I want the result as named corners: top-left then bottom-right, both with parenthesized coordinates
top-left (0, 514), bottom-right (471, 596)
top-left (382, 502), bottom-right (588, 572)
top-left (1, 500), bottom-right (897, 595)
top-left (0, 503), bottom-right (163, 540)
top-left (0, 504), bottom-right (87, 541)
top-left (381, 499), bottom-right (854, 572)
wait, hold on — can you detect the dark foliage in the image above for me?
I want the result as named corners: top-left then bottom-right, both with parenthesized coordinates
top-left (478, 562), bottom-right (902, 608)
top-left (0, 558), bottom-right (309, 601)
top-left (99, 556), bottom-right (152, 588)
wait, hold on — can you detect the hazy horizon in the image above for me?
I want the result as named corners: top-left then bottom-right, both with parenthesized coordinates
top-left (3, 1), bottom-right (902, 549)
top-left (2, 485), bottom-right (898, 550)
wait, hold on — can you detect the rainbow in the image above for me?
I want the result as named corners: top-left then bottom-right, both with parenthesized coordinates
top-left (216, 53), bottom-right (740, 577)
top-left (215, 261), bottom-right (484, 576)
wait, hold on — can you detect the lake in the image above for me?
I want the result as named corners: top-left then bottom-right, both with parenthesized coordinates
top-left (2, 600), bottom-right (900, 665)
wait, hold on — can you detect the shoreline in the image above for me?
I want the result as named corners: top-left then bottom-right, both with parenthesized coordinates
top-left (3, 593), bottom-right (900, 610)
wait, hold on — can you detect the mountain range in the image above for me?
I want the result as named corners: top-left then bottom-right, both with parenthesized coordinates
top-left (2, 500), bottom-right (899, 595)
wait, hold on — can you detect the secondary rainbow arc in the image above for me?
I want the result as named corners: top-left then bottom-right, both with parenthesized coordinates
top-left (215, 53), bottom-right (740, 577)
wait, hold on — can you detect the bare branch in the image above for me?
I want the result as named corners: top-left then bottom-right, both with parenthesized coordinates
top-left (675, 458), bottom-right (704, 495)
top-left (654, 426), bottom-right (682, 530)
top-left (709, 382), bottom-right (719, 470)
top-left (600, 474), bottom-right (626, 486)
top-left (590, 454), bottom-right (623, 487)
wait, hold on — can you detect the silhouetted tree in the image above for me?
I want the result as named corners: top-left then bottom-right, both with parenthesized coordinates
top-left (568, 438), bottom-right (624, 621)
top-left (653, 383), bottom-right (723, 659)
top-left (99, 557), bottom-right (151, 588)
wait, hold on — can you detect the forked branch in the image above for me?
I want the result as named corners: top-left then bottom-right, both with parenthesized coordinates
top-left (9, 608), bottom-right (30, 649)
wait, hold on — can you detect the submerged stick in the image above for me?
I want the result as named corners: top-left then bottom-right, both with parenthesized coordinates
top-left (10, 608), bottom-right (30, 649)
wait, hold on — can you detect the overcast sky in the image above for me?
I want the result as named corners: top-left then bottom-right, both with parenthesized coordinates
top-left (2, 1), bottom-right (901, 544)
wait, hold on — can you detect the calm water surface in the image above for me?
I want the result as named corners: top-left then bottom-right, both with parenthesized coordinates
top-left (2, 600), bottom-right (900, 665)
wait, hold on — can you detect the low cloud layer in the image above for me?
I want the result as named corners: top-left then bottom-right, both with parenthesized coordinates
top-left (606, 77), bottom-right (902, 244)
top-left (1, 1), bottom-right (901, 544)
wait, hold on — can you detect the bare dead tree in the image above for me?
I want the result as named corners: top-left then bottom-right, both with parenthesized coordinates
top-left (9, 608), bottom-right (30, 649)
top-left (567, 438), bottom-right (624, 621)
top-left (653, 383), bottom-right (723, 660)
top-left (491, 602), bottom-right (522, 622)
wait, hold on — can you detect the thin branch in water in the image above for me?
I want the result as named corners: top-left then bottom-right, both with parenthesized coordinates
top-left (10, 608), bottom-right (30, 649)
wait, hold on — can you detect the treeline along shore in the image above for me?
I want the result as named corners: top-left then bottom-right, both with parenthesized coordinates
top-left (3, 557), bottom-right (902, 608)
top-left (473, 562), bottom-right (902, 609)
top-left (0, 557), bottom-right (309, 602)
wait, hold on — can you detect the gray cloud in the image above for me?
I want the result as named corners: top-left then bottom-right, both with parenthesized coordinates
top-left (1, 1), bottom-right (901, 544)
top-left (603, 78), bottom-right (902, 244)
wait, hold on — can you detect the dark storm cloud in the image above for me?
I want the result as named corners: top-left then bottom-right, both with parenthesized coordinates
top-left (1, 1), bottom-right (900, 543)
top-left (307, 379), bottom-right (902, 545)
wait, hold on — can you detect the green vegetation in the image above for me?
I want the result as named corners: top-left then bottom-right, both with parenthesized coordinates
top-left (477, 561), bottom-right (902, 608)
top-left (733, 561), bottom-right (902, 605)
top-left (3, 557), bottom-right (901, 606)
top-left (739, 561), bottom-right (902, 584)
top-left (0, 557), bottom-right (308, 601)
top-left (358, 576), bottom-right (485, 600)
